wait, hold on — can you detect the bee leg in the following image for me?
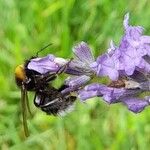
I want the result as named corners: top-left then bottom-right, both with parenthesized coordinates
top-left (25, 90), bottom-right (32, 117)
top-left (21, 84), bottom-right (29, 137)
top-left (40, 98), bottom-right (60, 108)
top-left (40, 64), bottom-right (67, 82)
top-left (56, 58), bottom-right (73, 74)
top-left (45, 74), bottom-right (57, 82)
top-left (34, 72), bottom-right (57, 83)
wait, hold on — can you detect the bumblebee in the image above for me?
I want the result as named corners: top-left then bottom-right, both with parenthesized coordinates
top-left (15, 53), bottom-right (76, 137)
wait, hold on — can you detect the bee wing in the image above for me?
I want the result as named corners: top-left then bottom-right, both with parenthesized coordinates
top-left (21, 85), bottom-right (29, 137)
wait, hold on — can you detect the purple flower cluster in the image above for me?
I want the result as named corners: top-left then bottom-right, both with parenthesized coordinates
top-left (27, 14), bottom-right (150, 113)
top-left (92, 13), bottom-right (150, 80)
top-left (79, 13), bottom-right (150, 113)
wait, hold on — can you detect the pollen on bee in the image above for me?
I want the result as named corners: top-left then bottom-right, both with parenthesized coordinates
top-left (15, 64), bottom-right (26, 81)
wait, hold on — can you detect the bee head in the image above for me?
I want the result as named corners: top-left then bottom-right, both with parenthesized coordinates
top-left (15, 64), bottom-right (26, 87)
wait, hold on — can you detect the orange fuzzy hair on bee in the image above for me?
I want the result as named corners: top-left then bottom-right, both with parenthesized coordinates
top-left (15, 64), bottom-right (26, 86)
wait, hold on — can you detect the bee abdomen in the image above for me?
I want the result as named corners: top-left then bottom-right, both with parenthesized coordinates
top-left (40, 96), bottom-right (76, 116)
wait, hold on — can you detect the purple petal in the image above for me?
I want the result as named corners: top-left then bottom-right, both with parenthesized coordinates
top-left (126, 26), bottom-right (144, 40)
top-left (123, 13), bottom-right (144, 40)
top-left (73, 41), bottom-right (94, 64)
top-left (123, 98), bottom-right (150, 113)
top-left (141, 36), bottom-right (150, 44)
top-left (67, 59), bottom-right (94, 76)
top-left (101, 87), bottom-right (126, 104)
top-left (138, 58), bottom-right (150, 73)
top-left (123, 13), bottom-right (130, 29)
top-left (65, 75), bottom-right (91, 87)
top-left (95, 54), bottom-right (119, 80)
top-left (27, 54), bottom-right (59, 74)
top-left (107, 40), bottom-right (117, 55)
top-left (90, 62), bottom-right (98, 72)
top-left (78, 90), bottom-right (99, 101)
top-left (85, 83), bottom-right (105, 91)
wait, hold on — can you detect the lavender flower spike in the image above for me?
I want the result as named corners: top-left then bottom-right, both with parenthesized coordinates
top-left (91, 13), bottom-right (150, 80)
top-left (78, 14), bottom-right (150, 113)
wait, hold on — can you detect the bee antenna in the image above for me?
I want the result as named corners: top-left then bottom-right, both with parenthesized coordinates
top-left (36, 43), bottom-right (52, 57)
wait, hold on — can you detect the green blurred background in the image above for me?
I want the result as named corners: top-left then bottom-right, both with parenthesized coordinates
top-left (0, 0), bottom-right (150, 149)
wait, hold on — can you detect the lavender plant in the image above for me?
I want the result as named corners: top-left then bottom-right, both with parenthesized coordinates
top-left (78, 13), bottom-right (150, 113)
top-left (27, 14), bottom-right (150, 113)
